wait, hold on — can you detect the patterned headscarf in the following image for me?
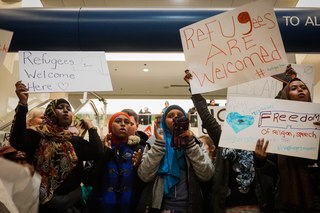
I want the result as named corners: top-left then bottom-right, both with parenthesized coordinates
top-left (29, 99), bottom-right (78, 204)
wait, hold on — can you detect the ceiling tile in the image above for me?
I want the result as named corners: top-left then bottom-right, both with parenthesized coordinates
top-left (231, 0), bottom-right (255, 7)
top-left (274, 0), bottom-right (298, 7)
top-left (104, 0), bottom-right (127, 6)
top-left (167, 0), bottom-right (191, 7)
top-left (125, 1), bottom-right (153, 7)
top-left (83, 0), bottom-right (106, 6)
top-left (63, 0), bottom-right (84, 6)
top-left (211, 0), bottom-right (233, 7)
top-left (189, 0), bottom-right (211, 7)
top-left (41, 0), bottom-right (64, 7)
top-left (144, 1), bottom-right (173, 6)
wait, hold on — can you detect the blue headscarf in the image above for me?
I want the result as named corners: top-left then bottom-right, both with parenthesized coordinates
top-left (157, 105), bottom-right (188, 198)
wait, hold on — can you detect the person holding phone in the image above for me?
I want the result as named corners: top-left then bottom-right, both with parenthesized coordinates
top-left (137, 105), bottom-right (214, 213)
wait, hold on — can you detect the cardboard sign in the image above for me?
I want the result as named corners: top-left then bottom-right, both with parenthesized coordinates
top-left (19, 51), bottom-right (113, 93)
top-left (180, 0), bottom-right (287, 94)
top-left (228, 64), bottom-right (315, 99)
top-left (219, 96), bottom-right (320, 159)
top-left (197, 106), bottom-right (226, 136)
top-left (0, 29), bottom-right (13, 68)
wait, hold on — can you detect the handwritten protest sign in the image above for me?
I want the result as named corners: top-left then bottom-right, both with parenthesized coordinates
top-left (197, 106), bottom-right (226, 136)
top-left (219, 96), bottom-right (320, 159)
top-left (0, 29), bottom-right (13, 68)
top-left (180, 0), bottom-right (287, 94)
top-left (228, 64), bottom-right (315, 99)
top-left (19, 51), bottom-right (113, 93)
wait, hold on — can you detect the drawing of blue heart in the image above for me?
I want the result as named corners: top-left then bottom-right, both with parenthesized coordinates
top-left (58, 82), bottom-right (69, 91)
top-left (226, 112), bottom-right (254, 133)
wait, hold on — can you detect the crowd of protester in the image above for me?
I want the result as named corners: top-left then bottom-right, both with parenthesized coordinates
top-left (0, 64), bottom-right (320, 213)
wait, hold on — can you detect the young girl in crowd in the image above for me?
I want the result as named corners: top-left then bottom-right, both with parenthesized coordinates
top-left (199, 135), bottom-right (216, 162)
top-left (184, 71), bottom-right (276, 213)
top-left (87, 112), bottom-right (144, 213)
top-left (198, 135), bottom-right (216, 213)
top-left (10, 81), bottom-right (103, 213)
top-left (137, 105), bottom-right (214, 213)
top-left (255, 78), bottom-right (320, 213)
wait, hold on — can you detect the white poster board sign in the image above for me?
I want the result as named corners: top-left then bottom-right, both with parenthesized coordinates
top-left (197, 106), bottom-right (226, 136)
top-left (180, 0), bottom-right (287, 94)
top-left (19, 51), bottom-right (113, 93)
top-left (0, 158), bottom-right (41, 213)
top-left (0, 29), bottom-right (13, 68)
top-left (219, 96), bottom-right (320, 159)
top-left (228, 64), bottom-right (315, 99)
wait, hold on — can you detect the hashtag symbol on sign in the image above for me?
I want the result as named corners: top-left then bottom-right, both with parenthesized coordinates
top-left (255, 68), bottom-right (265, 78)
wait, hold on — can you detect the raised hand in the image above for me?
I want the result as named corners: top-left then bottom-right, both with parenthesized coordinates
top-left (254, 138), bottom-right (269, 160)
top-left (15, 81), bottom-right (29, 105)
top-left (285, 64), bottom-right (297, 77)
top-left (104, 133), bottom-right (112, 148)
top-left (183, 69), bottom-right (193, 85)
top-left (80, 119), bottom-right (94, 130)
top-left (154, 120), bottom-right (164, 140)
top-left (133, 149), bottom-right (142, 167)
top-left (179, 130), bottom-right (194, 142)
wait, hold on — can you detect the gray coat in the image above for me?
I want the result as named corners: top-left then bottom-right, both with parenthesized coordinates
top-left (137, 135), bottom-right (214, 213)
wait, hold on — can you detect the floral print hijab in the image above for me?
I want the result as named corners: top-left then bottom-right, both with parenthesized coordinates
top-left (29, 99), bottom-right (78, 204)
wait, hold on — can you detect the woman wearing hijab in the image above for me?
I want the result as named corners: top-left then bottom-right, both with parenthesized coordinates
top-left (255, 78), bottom-right (320, 213)
top-left (183, 71), bottom-right (276, 213)
top-left (9, 81), bottom-right (103, 213)
top-left (137, 105), bottom-right (214, 213)
top-left (87, 112), bottom-right (144, 213)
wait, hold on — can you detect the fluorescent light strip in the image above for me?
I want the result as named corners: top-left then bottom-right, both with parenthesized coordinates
top-left (105, 53), bottom-right (185, 61)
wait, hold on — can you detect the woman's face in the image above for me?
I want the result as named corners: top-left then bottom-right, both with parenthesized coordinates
top-left (28, 113), bottom-right (44, 126)
top-left (165, 109), bottom-right (184, 132)
top-left (288, 81), bottom-right (310, 102)
top-left (54, 103), bottom-right (73, 127)
top-left (112, 115), bottom-right (131, 140)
